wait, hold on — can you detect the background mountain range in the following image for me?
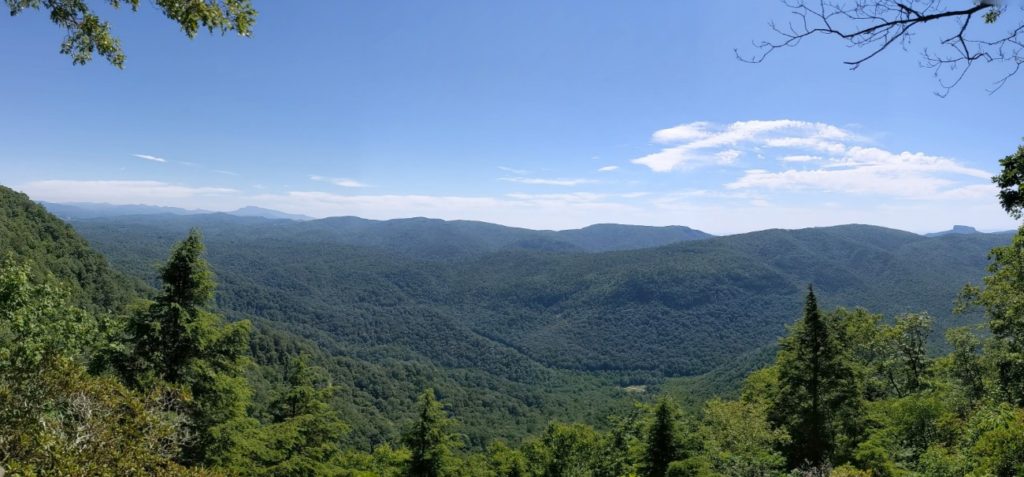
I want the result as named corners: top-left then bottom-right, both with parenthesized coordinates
top-left (2, 187), bottom-right (1011, 446)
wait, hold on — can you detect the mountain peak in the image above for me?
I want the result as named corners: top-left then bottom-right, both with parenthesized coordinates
top-left (228, 206), bottom-right (312, 221)
top-left (925, 225), bottom-right (980, 237)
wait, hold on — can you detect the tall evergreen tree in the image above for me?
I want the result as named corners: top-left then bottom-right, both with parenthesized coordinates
top-left (403, 388), bottom-right (460, 477)
top-left (641, 397), bottom-right (682, 477)
top-left (114, 229), bottom-right (253, 466)
top-left (236, 356), bottom-right (349, 476)
top-left (769, 286), bottom-right (862, 468)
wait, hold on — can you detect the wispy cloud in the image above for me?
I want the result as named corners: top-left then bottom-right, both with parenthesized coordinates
top-left (634, 120), bottom-right (855, 172)
top-left (597, 165), bottom-right (619, 172)
top-left (133, 154), bottom-right (167, 163)
top-left (310, 175), bottom-right (370, 188)
top-left (498, 166), bottom-right (530, 175)
top-left (781, 155), bottom-right (822, 163)
top-left (727, 146), bottom-right (992, 199)
top-left (213, 169), bottom-right (239, 176)
top-left (500, 177), bottom-right (598, 186)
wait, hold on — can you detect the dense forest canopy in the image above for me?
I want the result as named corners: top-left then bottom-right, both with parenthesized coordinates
top-left (6, 178), bottom-right (1024, 472)
top-left (68, 211), bottom-right (1007, 376)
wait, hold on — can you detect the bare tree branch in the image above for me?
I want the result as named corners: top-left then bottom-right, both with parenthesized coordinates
top-left (739, 1), bottom-right (1024, 96)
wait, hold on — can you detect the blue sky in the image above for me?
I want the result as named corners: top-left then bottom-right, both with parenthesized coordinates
top-left (2, 1), bottom-right (1022, 234)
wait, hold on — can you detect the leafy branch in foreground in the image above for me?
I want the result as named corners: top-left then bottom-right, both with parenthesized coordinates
top-left (5, 0), bottom-right (256, 67)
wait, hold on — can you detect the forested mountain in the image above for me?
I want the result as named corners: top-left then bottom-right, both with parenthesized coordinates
top-left (925, 225), bottom-right (983, 237)
top-left (0, 188), bottom-right (138, 310)
top-left (69, 213), bottom-right (1008, 379)
top-left (5, 185), bottom-right (1024, 475)
top-left (228, 206), bottom-right (314, 221)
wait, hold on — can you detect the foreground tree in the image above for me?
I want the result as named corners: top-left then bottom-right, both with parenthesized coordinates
top-left (524, 422), bottom-right (602, 477)
top-left (113, 229), bottom-right (253, 466)
top-left (993, 143), bottom-right (1024, 219)
top-left (770, 286), bottom-right (863, 468)
top-left (403, 388), bottom-right (461, 477)
top-left (6, 0), bottom-right (256, 67)
top-left (699, 399), bottom-right (789, 477)
top-left (744, 1), bottom-right (1021, 94)
top-left (959, 226), bottom-right (1024, 405)
top-left (641, 398), bottom-right (684, 477)
top-left (0, 260), bottom-right (205, 475)
top-left (251, 356), bottom-right (349, 475)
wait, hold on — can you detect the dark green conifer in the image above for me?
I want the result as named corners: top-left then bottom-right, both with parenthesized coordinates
top-left (642, 397), bottom-right (682, 477)
top-left (404, 388), bottom-right (460, 477)
top-left (115, 229), bottom-right (252, 465)
top-left (770, 286), bottom-right (861, 468)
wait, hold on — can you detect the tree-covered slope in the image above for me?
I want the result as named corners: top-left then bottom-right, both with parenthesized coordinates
top-left (4, 189), bottom-right (631, 448)
top-left (54, 209), bottom-right (713, 262)
top-left (0, 186), bottom-right (136, 310)
top-left (69, 214), bottom-right (1008, 379)
top-left (552, 223), bottom-right (712, 252)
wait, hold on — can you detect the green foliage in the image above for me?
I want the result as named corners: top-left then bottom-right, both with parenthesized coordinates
top-left (243, 356), bottom-right (350, 476)
top-left (698, 399), bottom-right (788, 477)
top-left (487, 441), bottom-right (529, 477)
top-left (0, 185), bottom-right (136, 311)
top-left (404, 388), bottom-right (461, 477)
top-left (67, 212), bottom-right (1008, 445)
top-left (994, 143), bottom-right (1024, 219)
top-left (523, 422), bottom-right (602, 477)
top-left (0, 261), bottom-right (205, 476)
top-left (958, 224), bottom-right (1024, 405)
top-left (770, 287), bottom-right (863, 467)
top-left (641, 398), bottom-right (684, 477)
top-left (112, 230), bottom-right (253, 466)
top-left (12, 184), bottom-right (1024, 476)
top-left (6, 0), bottom-right (256, 67)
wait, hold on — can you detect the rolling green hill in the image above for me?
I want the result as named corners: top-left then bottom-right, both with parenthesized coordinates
top-left (3, 190), bottom-right (1013, 449)
top-left (68, 213), bottom-right (1007, 378)
top-left (0, 187), bottom-right (138, 310)
top-left (5, 188), bottom-right (633, 448)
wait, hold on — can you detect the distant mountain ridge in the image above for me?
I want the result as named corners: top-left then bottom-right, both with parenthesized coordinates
top-left (228, 206), bottom-right (313, 221)
top-left (60, 210), bottom-right (713, 258)
top-left (41, 201), bottom-right (313, 221)
top-left (69, 212), bottom-right (1011, 377)
top-left (925, 225), bottom-right (983, 237)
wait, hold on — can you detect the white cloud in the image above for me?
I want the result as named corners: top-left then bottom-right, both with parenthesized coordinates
top-left (781, 155), bottom-right (822, 162)
top-left (133, 154), bottom-right (166, 163)
top-left (500, 177), bottom-right (597, 186)
top-left (716, 150), bottom-right (742, 164)
top-left (634, 119), bottom-right (857, 172)
top-left (597, 165), bottom-right (619, 172)
top-left (762, 137), bottom-right (846, 154)
top-left (310, 175), bottom-right (370, 188)
top-left (727, 146), bottom-right (992, 199)
top-left (652, 121), bottom-right (711, 143)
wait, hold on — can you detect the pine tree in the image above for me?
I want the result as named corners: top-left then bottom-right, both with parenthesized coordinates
top-left (246, 356), bottom-right (349, 476)
top-left (642, 397), bottom-right (682, 477)
top-left (114, 229), bottom-right (253, 466)
top-left (403, 388), bottom-right (460, 477)
top-left (769, 286), bottom-right (861, 468)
